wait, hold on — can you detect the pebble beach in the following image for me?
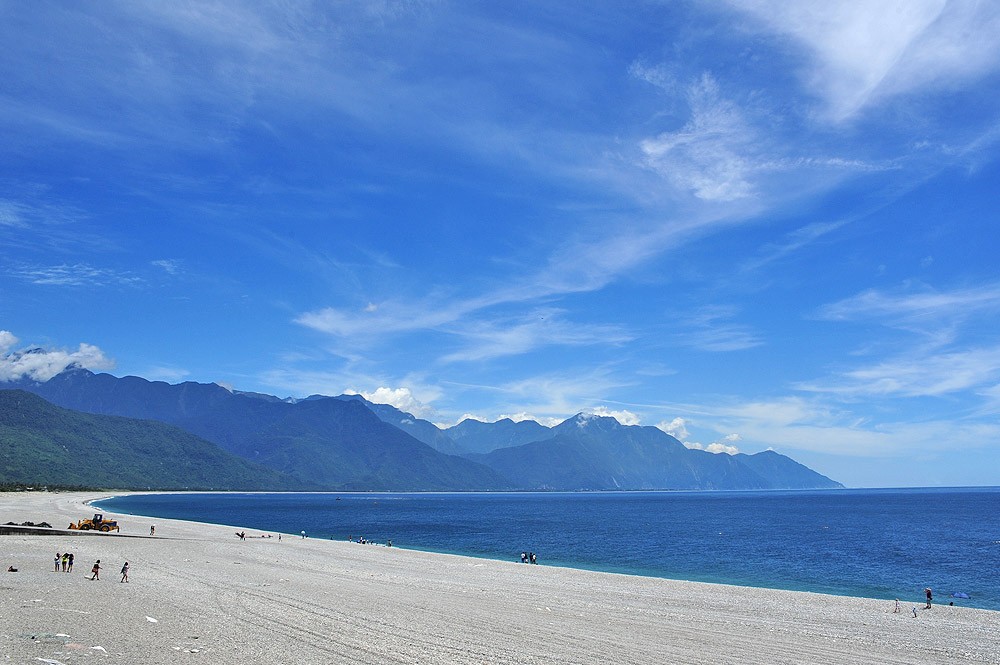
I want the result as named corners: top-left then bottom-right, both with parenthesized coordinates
top-left (2, 492), bottom-right (997, 664)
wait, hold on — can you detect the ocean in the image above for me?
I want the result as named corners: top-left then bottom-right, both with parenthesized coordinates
top-left (96, 487), bottom-right (1000, 611)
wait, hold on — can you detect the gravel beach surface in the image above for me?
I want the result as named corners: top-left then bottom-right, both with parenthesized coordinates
top-left (2, 492), bottom-right (997, 664)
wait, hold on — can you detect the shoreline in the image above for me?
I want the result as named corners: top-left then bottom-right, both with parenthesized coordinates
top-left (2, 491), bottom-right (998, 664)
top-left (92, 489), bottom-right (1000, 613)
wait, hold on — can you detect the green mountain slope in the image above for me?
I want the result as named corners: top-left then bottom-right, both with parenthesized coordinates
top-left (6, 370), bottom-right (509, 490)
top-left (0, 390), bottom-right (298, 490)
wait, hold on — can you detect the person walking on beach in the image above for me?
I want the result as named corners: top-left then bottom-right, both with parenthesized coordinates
top-left (89, 559), bottom-right (101, 581)
top-left (150, 525), bottom-right (155, 536)
top-left (54, 552), bottom-right (61, 572)
top-left (120, 561), bottom-right (129, 583)
top-left (925, 588), bottom-right (932, 609)
top-left (61, 552), bottom-right (69, 572)
top-left (67, 552), bottom-right (74, 573)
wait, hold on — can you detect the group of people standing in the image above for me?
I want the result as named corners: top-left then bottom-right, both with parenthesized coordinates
top-left (53, 551), bottom-right (74, 572)
top-left (520, 551), bottom-right (538, 564)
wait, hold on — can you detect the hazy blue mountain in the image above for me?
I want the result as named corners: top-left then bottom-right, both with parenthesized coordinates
top-left (446, 417), bottom-right (552, 454)
top-left (5, 369), bottom-right (842, 491)
top-left (333, 394), bottom-right (465, 455)
top-left (735, 450), bottom-right (840, 489)
top-left (6, 369), bottom-right (508, 491)
top-left (0, 390), bottom-right (297, 490)
top-left (473, 413), bottom-right (843, 490)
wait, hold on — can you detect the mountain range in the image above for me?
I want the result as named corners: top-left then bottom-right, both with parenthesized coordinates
top-left (0, 390), bottom-right (295, 490)
top-left (1, 367), bottom-right (843, 491)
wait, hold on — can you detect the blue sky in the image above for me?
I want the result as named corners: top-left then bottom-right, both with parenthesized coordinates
top-left (2, 1), bottom-right (1000, 488)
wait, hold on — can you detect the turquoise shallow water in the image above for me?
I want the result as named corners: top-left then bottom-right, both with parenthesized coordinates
top-left (97, 487), bottom-right (1000, 611)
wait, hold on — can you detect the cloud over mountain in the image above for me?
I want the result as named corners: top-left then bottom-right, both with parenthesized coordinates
top-left (0, 331), bottom-right (114, 382)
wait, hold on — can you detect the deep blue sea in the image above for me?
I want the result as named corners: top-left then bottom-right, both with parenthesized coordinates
top-left (96, 487), bottom-right (1000, 611)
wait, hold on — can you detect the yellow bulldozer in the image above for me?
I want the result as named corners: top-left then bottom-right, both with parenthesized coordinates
top-left (68, 513), bottom-right (120, 533)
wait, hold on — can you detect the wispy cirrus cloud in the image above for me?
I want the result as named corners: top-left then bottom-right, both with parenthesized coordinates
top-left (0, 194), bottom-right (119, 255)
top-left (661, 394), bottom-right (999, 459)
top-left (725, 0), bottom-right (1000, 122)
top-left (800, 283), bottom-right (1000, 401)
top-left (151, 259), bottom-right (182, 275)
top-left (440, 309), bottom-right (631, 363)
top-left (635, 72), bottom-right (892, 204)
top-left (456, 367), bottom-right (633, 422)
top-left (9, 263), bottom-right (142, 288)
top-left (798, 345), bottom-right (1000, 400)
top-left (640, 73), bottom-right (758, 202)
top-left (816, 282), bottom-right (1000, 326)
top-left (674, 305), bottom-right (762, 352)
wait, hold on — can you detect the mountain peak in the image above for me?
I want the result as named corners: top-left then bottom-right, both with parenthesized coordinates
top-left (563, 412), bottom-right (625, 432)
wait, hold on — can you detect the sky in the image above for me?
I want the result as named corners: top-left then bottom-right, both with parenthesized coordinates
top-left (2, 1), bottom-right (1000, 488)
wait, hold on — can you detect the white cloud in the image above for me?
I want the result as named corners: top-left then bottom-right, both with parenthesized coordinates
top-left (0, 332), bottom-right (115, 382)
top-left (675, 305), bottom-right (762, 352)
top-left (440, 310), bottom-right (631, 363)
top-left (299, 295), bottom-right (632, 365)
top-left (635, 70), bottom-right (885, 214)
top-left (726, 0), bottom-right (1000, 121)
top-left (498, 411), bottom-right (562, 427)
top-left (670, 422), bottom-right (741, 454)
top-left (584, 406), bottom-right (641, 426)
top-left (151, 259), bottom-right (182, 275)
top-left (296, 297), bottom-right (469, 341)
top-left (668, 394), bottom-right (1000, 460)
top-left (684, 438), bottom-right (741, 455)
top-left (739, 218), bottom-right (852, 274)
top-left (657, 417), bottom-right (690, 441)
top-left (497, 368), bottom-right (629, 420)
top-left (0, 199), bottom-right (27, 227)
top-left (0, 331), bottom-right (18, 354)
top-left (9, 263), bottom-right (142, 288)
top-left (352, 386), bottom-right (435, 419)
top-left (0, 195), bottom-right (119, 255)
top-left (799, 345), bottom-right (1000, 399)
top-left (808, 284), bottom-right (1000, 399)
top-left (817, 283), bottom-right (1000, 325)
top-left (640, 73), bottom-right (757, 201)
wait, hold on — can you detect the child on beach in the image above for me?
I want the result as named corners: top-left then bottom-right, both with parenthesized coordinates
top-left (61, 552), bottom-right (69, 572)
top-left (67, 553), bottom-right (74, 572)
top-left (120, 561), bottom-right (129, 583)
top-left (54, 552), bottom-right (61, 572)
top-left (89, 559), bottom-right (101, 581)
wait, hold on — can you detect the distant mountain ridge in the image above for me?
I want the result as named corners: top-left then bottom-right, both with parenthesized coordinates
top-left (5, 369), bottom-right (507, 491)
top-left (473, 413), bottom-right (839, 490)
top-left (4, 368), bottom-right (843, 491)
top-left (0, 390), bottom-right (296, 490)
top-left (333, 394), bottom-right (467, 456)
top-left (446, 417), bottom-right (552, 454)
